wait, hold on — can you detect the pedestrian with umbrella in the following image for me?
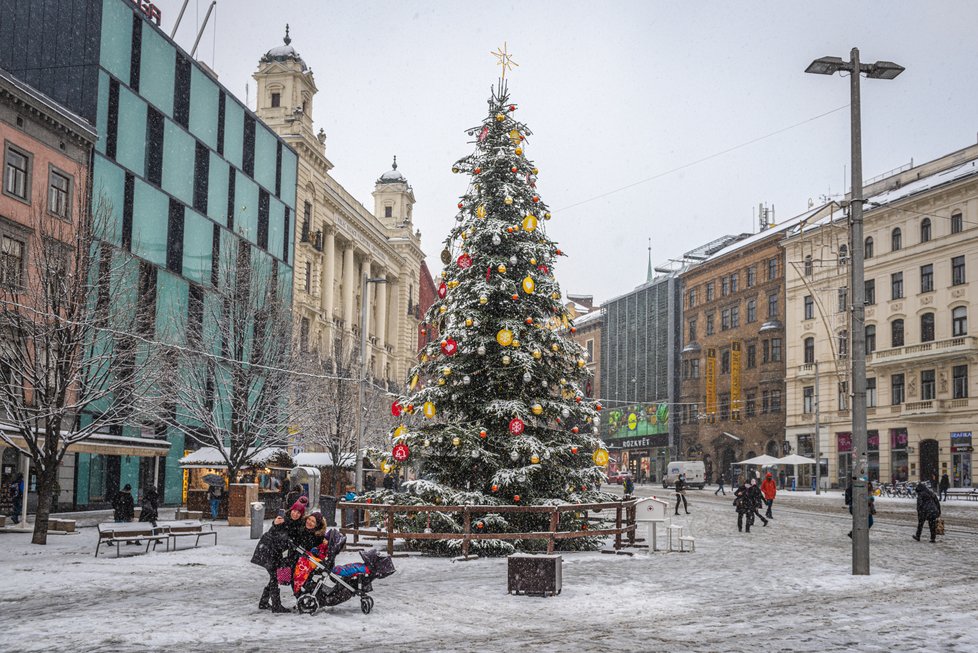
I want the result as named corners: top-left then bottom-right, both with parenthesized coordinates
top-left (204, 475), bottom-right (224, 520)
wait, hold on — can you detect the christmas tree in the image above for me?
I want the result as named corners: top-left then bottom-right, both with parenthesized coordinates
top-left (370, 79), bottom-right (609, 555)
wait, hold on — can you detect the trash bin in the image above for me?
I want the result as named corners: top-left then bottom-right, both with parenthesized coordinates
top-left (250, 502), bottom-right (265, 539)
top-left (319, 496), bottom-right (337, 526)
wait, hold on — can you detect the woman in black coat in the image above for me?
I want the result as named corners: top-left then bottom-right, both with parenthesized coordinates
top-left (734, 481), bottom-right (752, 532)
top-left (112, 484), bottom-right (135, 522)
top-left (746, 479), bottom-right (769, 528)
top-left (251, 496), bottom-right (309, 613)
top-left (138, 486), bottom-right (160, 527)
top-left (913, 482), bottom-right (941, 542)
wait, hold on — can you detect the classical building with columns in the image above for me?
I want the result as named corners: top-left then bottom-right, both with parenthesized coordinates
top-left (253, 30), bottom-right (426, 386)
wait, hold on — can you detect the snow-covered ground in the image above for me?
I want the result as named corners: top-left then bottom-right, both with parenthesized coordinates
top-left (1, 489), bottom-right (977, 653)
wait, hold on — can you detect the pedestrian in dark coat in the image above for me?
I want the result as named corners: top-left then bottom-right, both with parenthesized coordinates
top-left (138, 486), bottom-right (160, 527)
top-left (251, 496), bottom-right (308, 613)
top-left (674, 474), bottom-right (690, 515)
top-left (9, 473), bottom-right (24, 524)
top-left (778, 469), bottom-right (787, 491)
top-left (383, 475), bottom-right (394, 491)
top-left (939, 473), bottom-right (950, 502)
top-left (734, 480), bottom-right (752, 532)
top-left (747, 479), bottom-right (769, 527)
top-left (714, 473), bottom-right (726, 496)
top-left (113, 484), bottom-right (135, 522)
top-left (913, 482), bottom-right (941, 543)
top-left (623, 476), bottom-right (635, 499)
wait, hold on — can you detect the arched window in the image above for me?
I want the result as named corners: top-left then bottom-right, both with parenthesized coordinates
top-left (920, 218), bottom-right (931, 243)
top-left (838, 329), bottom-right (849, 358)
top-left (865, 325), bottom-right (876, 353)
top-left (952, 306), bottom-right (968, 337)
top-left (803, 255), bottom-right (813, 276)
top-left (920, 313), bottom-right (935, 342)
top-left (864, 236), bottom-right (874, 259)
top-left (891, 318), bottom-right (905, 347)
top-left (804, 337), bottom-right (815, 364)
top-left (838, 244), bottom-right (849, 266)
top-left (891, 228), bottom-right (902, 251)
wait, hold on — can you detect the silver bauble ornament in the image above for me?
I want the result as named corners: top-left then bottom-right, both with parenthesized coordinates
top-left (510, 450), bottom-right (519, 461)
top-left (523, 372), bottom-right (531, 383)
top-left (510, 255), bottom-right (518, 265)
top-left (477, 345), bottom-right (486, 356)
top-left (492, 234), bottom-right (502, 246)
top-left (463, 375), bottom-right (471, 385)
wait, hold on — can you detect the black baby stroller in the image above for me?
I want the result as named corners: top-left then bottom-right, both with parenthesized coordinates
top-left (291, 529), bottom-right (395, 616)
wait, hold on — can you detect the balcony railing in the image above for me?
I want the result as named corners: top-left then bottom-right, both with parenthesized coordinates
top-left (868, 336), bottom-right (977, 367)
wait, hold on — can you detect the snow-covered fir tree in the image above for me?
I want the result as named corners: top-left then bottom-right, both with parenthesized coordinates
top-left (368, 81), bottom-right (609, 554)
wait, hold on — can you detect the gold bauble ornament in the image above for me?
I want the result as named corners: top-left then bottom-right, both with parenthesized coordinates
top-left (409, 374), bottom-right (419, 390)
top-left (552, 344), bottom-right (560, 352)
top-left (452, 436), bottom-right (461, 446)
top-left (577, 359), bottom-right (586, 368)
top-left (522, 276), bottom-right (536, 294)
top-left (443, 367), bottom-right (452, 376)
top-left (495, 113), bottom-right (505, 122)
top-left (593, 448), bottom-right (610, 467)
top-left (515, 147), bottom-right (523, 155)
top-left (509, 129), bottom-right (521, 145)
top-left (551, 292), bottom-right (560, 300)
top-left (448, 280), bottom-right (459, 289)
top-left (504, 196), bottom-right (514, 205)
top-left (441, 271), bottom-right (448, 279)
top-left (437, 378), bottom-right (446, 385)
top-left (496, 328), bottom-right (514, 347)
top-left (439, 305), bottom-right (447, 314)
top-left (532, 167), bottom-right (539, 175)
top-left (531, 404), bottom-right (543, 415)
top-left (522, 215), bottom-right (538, 232)
top-left (529, 258), bottom-right (537, 265)
top-left (502, 355), bottom-right (511, 365)
top-left (498, 264), bottom-right (507, 274)
top-left (531, 454), bottom-right (540, 464)
top-left (476, 205), bottom-right (486, 218)
top-left (559, 378), bottom-right (567, 386)
top-left (544, 212), bottom-right (552, 220)
top-left (393, 425), bottom-right (407, 438)
top-left (452, 166), bottom-right (460, 174)
top-left (532, 349), bottom-right (542, 359)
top-left (422, 401), bottom-right (437, 418)
top-left (465, 318), bottom-right (473, 327)
top-left (479, 295), bottom-right (488, 305)
top-left (511, 340), bottom-right (520, 348)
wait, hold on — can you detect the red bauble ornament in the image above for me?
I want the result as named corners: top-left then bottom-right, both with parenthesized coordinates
top-left (570, 327), bottom-right (577, 333)
top-left (479, 429), bottom-right (487, 439)
top-left (508, 418), bottom-right (525, 435)
top-left (476, 521), bottom-right (485, 529)
top-left (457, 253), bottom-right (473, 269)
top-left (437, 282), bottom-right (447, 299)
top-left (474, 167), bottom-right (482, 174)
top-left (571, 446), bottom-right (579, 454)
top-left (366, 498), bottom-right (373, 504)
top-left (509, 104), bottom-right (516, 111)
top-left (580, 485), bottom-right (587, 491)
top-left (392, 443), bottom-right (410, 462)
top-left (440, 338), bottom-right (458, 356)
top-left (525, 318), bottom-right (533, 325)
top-left (511, 293), bottom-right (519, 301)
top-left (407, 404), bottom-right (415, 413)
top-left (457, 202), bottom-right (463, 209)
top-left (555, 248), bottom-right (563, 256)
top-left (491, 484), bottom-right (499, 492)
top-left (391, 402), bottom-right (402, 417)
top-left (596, 403), bottom-right (604, 411)
top-left (478, 126), bottom-right (489, 142)
top-left (571, 426), bottom-right (579, 434)
top-left (537, 264), bottom-right (549, 274)
top-left (511, 166), bottom-right (518, 173)
top-left (513, 495), bottom-right (521, 503)
top-left (532, 196), bottom-right (540, 203)
top-left (575, 396), bottom-right (583, 403)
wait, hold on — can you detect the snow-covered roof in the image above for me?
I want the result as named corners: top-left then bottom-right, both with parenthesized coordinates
top-left (572, 310), bottom-right (603, 327)
top-left (294, 452), bottom-right (356, 468)
top-left (704, 202), bottom-right (835, 261)
top-left (260, 27), bottom-right (307, 71)
top-left (179, 447), bottom-right (288, 467)
top-left (377, 156), bottom-right (408, 184)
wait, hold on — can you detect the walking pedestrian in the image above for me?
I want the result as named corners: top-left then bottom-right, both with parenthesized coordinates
top-left (112, 484), bottom-right (135, 523)
top-left (9, 473), bottom-right (24, 525)
top-left (207, 482), bottom-right (223, 520)
top-left (138, 486), bottom-right (160, 527)
top-left (747, 478), bottom-right (769, 527)
top-left (623, 475), bottom-right (635, 499)
top-left (714, 472), bottom-right (726, 496)
top-left (734, 479), bottom-right (752, 532)
top-left (939, 473), bottom-right (950, 502)
top-left (778, 469), bottom-right (786, 491)
top-left (845, 481), bottom-right (877, 538)
top-left (912, 482), bottom-right (941, 543)
top-left (761, 472), bottom-right (777, 519)
top-left (674, 474), bottom-right (690, 515)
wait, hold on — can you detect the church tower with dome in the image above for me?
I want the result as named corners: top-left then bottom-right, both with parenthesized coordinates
top-left (254, 27), bottom-right (427, 386)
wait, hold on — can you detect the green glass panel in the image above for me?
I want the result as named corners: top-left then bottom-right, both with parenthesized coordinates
top-left (162, 120), bottom-right (194, 205)
top-left (155, 269), bottom-right (187, 344)
top-left (139, 26), bottom-right (175, 117)
top-left (267, 196), bottom-right (284, 260)
top-left (99, 0), bottom-right (132, 82)
top-left (233, 172), bottom-right (258, 244)
top-left (115, 86), bottom-right (147, 176)
top-left (206, 152), bottom-right (228, 226)
top-left (280, 148), bottom-right (297, 209)
top-left (91, 155), bottom-right (125, 247)
top-left (75, 453), bottom-right (91, 505)
top-left (222, 100), bottom-right (244, 169)
top-left (182, 209), bottom-right (213, 285)
top-left (131, 179), bottom-right (169, 267)
top-left (163, 430), bottom-right (185, 505)
top-left (188, 65), bottom-right (219, 149)
top-left (253, 125), bottom-right (277, 192)
top-left (95, 71), bottom-right (110, 155)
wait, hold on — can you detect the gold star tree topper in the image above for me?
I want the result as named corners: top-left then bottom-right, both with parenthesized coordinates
top-left (491, 42), bottom-right (519, 79)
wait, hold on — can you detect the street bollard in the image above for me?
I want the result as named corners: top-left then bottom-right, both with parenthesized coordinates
top-left (250, 502), bottom-right (265, 539)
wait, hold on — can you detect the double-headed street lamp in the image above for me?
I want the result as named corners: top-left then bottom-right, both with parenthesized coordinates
top-left (355, 275), bottom-right (388, 494)
top-left (806, 48), bottom-right (904, 576)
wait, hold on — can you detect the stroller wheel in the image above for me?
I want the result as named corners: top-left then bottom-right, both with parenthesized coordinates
top-left (360, 596), bottom-right (374, 615)
top-left (296, 594), bottom-right (319, 616)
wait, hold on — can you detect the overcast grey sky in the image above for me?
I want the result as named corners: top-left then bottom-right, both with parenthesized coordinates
top-left (169, 0), bottom-right (978, 303)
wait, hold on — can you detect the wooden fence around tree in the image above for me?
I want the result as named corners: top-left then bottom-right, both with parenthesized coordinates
top-left (336, 499), bottom-right (638, 557)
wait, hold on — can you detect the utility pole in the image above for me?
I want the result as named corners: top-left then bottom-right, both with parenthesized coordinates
top-left (814, 361), bottom-right (820, 495)
top-left (354, 274), bottom-right (387, 494)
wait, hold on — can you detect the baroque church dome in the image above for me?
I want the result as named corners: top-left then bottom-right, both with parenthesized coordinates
top-left (261, 25), bottom-right (307, 71)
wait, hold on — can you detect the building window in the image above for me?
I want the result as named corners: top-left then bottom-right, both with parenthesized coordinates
top-left (920, 264), bottom-right (934, 293)
top-left (721, 308), bottom-right (730, 331)
top-left (891, 272), bottom-right (903, 300)
top-left (803, 386), bottom-right (814, 414)
top-left (838, 330), bottom-right (848, 358)
top-left (953, 365), bottom-right (969, 399)
top-left (838, 287), bottom-right (848, 313)
top-left (864, 236), bottom-right (874, 259)
top-left (730, 273), bottom-right (738, 293)
top-left (920, 218), bottom-right (931, 243)
top-left (302, 201), bottom-right (312, 241)
top-left (803, 337), bottom-right (814, 364)
top-left (719, 393), bottom-right (730, 420)
top-left (721, 276), bottom-right (729, 297)
top-left (920, 313), bottom-right (935, 343)
top-left (304, 261), bottom-right (312, 293)
top-left (838, 381), bottom-right (849, 410)
top-left (771, 338), bottom-right (782, 362)
top-left (838, 244), bottom-right (849, 266)
top-left (746, 299), bottom-right (756, 323)
top-left (586, 339), bottom-right (594, 361)
top-left (891, 373), bottom-right (905, 405)
top-left (952, 306), bottom-right (968, 337)
top-left (865, 324), bottom-right (876, 353)
top-left (271, 92), bottom-right (281, 108)
top-left (921, 369), bottom-right (935, 401)
top-left (0, 235), bottom-right (25, 286)
top-left (4, 145), bottom-right (30, 200)
top-left (721, 349), bottom-right (730, 374)
top-left (746, 266), bottom-right (756, 287)
top-left (706, 312), bottom-right (714, 335)
top-left (952, 255), bottom-right (966, 286)
top-left (891, 228), bottom-right (902, 251)
top-left (48, 170), bottom-right (70, 218)
top-left (767, 293), bottom-right (778, 319)
top-left (690, 358), bottom-right (700, 379)
top-left (769, 390), bottom-right (782, 413)
top-left (688, 288), bottom-right (697, 308)
top-left (706, 282), bottom-right (714, 302)
top-left (803, 295), bottom-right (814, 320)
top-left (217, 92), bottom-right (226, 156)
top-left (746, 391), bottom-right (756, 417)
top-left (257, 189), bottom-right (270, 249)
top-left (746, 343), bottom-right (756, 369)
top-left (891, 319), bottom-right (904, 348)
top-left (866, 378), bottom-right (877, 408)
top-left (384, 205), bottom-right (393, 218)
top-left (951, 210), bottom-right (963, 234)
top-left (688, 318), bottom-right (697, 342)
top-left (767, 257), bottom-right (778, 280)
top-left (730, 305), bottom-right (740, 328)
top-left (865, 279), bottom-right (875, 305)
top-left (802, 255), bottom-right (813, 277)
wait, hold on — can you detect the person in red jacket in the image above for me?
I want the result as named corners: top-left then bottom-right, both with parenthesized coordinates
top-left (760, 472), bottom-right (778, 519)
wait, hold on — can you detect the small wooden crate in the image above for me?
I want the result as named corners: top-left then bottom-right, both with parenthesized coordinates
top-left (507, 554), bottom-right (562, 597)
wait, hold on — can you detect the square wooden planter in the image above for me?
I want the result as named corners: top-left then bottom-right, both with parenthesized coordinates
top-left (507, 554), bottom-right (562, 597)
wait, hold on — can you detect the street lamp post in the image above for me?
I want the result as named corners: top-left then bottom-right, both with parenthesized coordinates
top-left (806, 48), bottom-right (903, 576)
top-left (355, 274), bottom-right (388, 494)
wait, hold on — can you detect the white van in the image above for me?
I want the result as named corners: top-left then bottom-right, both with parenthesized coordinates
top-left (662, 461), bottom-right (706, 489)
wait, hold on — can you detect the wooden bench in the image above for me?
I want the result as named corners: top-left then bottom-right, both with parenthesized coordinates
top-left (48, 518), bottom-right (76, 533)
top-left (159, 520), bottom-right (217, 551)
top-left (175, 509), bottom-right (204, 521)
top-left (96, 523), bottom-right (167, 557)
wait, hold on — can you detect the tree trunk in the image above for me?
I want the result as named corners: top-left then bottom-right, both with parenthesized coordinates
top-left (31, 465), bottom-right (58, 545)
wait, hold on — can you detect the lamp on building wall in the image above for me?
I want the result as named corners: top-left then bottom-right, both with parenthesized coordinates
top-left (354, 275), bottom-right (388, 493)
top-left (807, 48), bottom-right (904, 577)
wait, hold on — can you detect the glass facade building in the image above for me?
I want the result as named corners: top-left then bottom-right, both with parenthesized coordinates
top-left (0, 0), bottom-right (297, 506)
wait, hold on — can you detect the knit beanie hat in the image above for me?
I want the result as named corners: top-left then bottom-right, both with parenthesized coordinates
top-left (291, 496), bottom-right (309, 515)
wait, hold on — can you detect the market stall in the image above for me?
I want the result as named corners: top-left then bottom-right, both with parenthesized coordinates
top-left (179, 447), bottom-right (293, 518)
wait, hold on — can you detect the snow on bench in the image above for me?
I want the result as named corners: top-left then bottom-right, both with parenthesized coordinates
top-left (157, 520), bottom-right (217, 551)
top-left (95, 523), bottom-right (167, 557)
